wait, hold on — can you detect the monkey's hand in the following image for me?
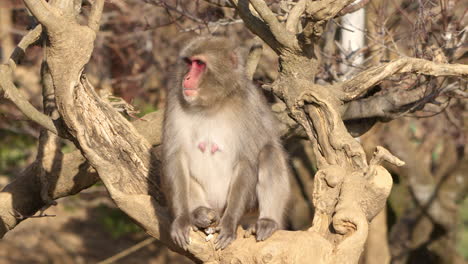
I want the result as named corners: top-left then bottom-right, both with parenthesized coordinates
top-left (214, 217), bottom-right (237, 250)
top-left (245, 218), bottom-right (279, 241)
top-left (171, 214), bottom-right (192, 250)
top-left (191, 206), bottom-right (220, 229)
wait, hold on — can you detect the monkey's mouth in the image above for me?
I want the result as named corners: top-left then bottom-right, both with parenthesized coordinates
top-left (183, 88), bottom-right (198, 97)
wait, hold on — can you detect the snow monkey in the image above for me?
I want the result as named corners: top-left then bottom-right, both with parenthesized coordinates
top-left (162, 36), bottom-right (291, 250)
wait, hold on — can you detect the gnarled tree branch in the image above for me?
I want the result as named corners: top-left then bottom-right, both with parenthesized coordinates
top-left (339, 58), bottom-right (468, 101)
top-left (247, 0), bottom-right (299, 50)
top-left (230, 0), bottom-right (286, 53)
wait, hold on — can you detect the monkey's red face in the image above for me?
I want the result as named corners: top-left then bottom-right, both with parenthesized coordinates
top-left (182, 56), bottom-right (206, 98)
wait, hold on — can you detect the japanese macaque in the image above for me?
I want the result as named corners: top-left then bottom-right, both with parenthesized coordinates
top-left (162, 36), bottom-right (290, 250)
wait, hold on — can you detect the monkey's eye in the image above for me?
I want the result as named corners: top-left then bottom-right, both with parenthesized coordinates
top-left (194, 59), bottom-right (205, 66)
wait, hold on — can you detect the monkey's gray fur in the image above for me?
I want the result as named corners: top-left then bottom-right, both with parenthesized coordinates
top-left (162, 36), bottom-right (290, 250)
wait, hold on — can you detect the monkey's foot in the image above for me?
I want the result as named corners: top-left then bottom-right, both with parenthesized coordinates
top-left (244, 218), bottom-right (279, 241)
top-left (191, 206), bottom-right (219, 229)
top-left (171, 215), bottom-right (192, 250)
top-left (214, 227), bottom-right (236, 250)
top-left (214, 218), bottom-right (237, 250)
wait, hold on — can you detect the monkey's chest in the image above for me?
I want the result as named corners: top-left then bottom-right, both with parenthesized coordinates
top-left (184, 121), bottom-right (238, 209)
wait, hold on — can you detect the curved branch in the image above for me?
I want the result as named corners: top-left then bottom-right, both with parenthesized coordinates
top-left (245, 37), bottom-right (263, 80)
top-left (339, 58), bottom-right (468, 101)
top-left (8, 25), bottom-right (42, 69)
top-left (0, 25), bottom-right (57, 134)
top-left (0, 65), bottom-right (57, 134)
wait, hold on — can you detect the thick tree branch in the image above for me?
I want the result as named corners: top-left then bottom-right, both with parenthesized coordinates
top-left (0, 152), bottom-right (98, 237)
top-left (0, 111), bottom-right (163, 238)
top-left (339, 58), bottom-right (468, 101)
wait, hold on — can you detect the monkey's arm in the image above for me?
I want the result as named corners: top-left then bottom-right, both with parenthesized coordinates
top-left (215, 159), bottom-right (256, 250)
top-left (164, 151), bottom-right (191, 250)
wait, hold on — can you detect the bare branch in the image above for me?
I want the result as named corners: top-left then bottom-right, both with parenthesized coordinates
top-left (230, 0), bottom-right (280, 52)
top-left (88, 0), bottom-right (105, 32)
top-left (8, 25), bottom-right (42, 69)
top-left (286, 0), bottom-right (306, 34)
top-left (230, 0), bottom-right (293, 53)
top-left (339, 58), bottom-right (468, 101)
top-left (0, 65), bottom-right (57, 134)
top-left (202, 0), bottom-right (234, 8)
top-left (342, 86), bottom-right (427, 120)
top-left (369, 146), bottom-right (405, 167)
top-left (305, 0), bottom-right (355, 21)
top-left (337, 0), bottom-right (370, 17)
top-left (245, 37), bottom-right (263, 80)
top-left (247, 0), bottom-right (298, 50)
top-left (22, 0), bottom-right (58, 28)
top-left (144, 0), bottom-right (203, 23)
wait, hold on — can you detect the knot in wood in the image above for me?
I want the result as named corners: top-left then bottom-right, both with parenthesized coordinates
top-left (262, 253), bottom-right (273, 263)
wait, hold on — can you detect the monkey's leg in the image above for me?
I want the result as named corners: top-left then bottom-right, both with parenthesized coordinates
top-left (214, 160), bottom-right (256, 250)
top-left (255, 144), bottom-right (290, 241)
top-left (166, 153), bottom-right (192, 250)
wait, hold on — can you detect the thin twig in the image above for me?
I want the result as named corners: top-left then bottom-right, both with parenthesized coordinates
top-left (97, 237), bottom-right (156, 264)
